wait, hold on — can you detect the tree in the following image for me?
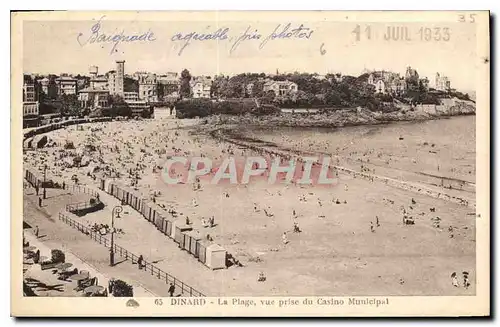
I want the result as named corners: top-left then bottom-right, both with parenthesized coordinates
top-left (124, 77), bottom-right (139, 92)
top-left (179, 69), bottom-right (192, 99)
top-left (58, 94), bottom-right (79, 115)
top-left (51, 249), bottom-right (65, 264)
top-left (262, 90), bottom-right (276, 103)
top-left (112, 279), bottom-right (134, 297)
top-left (107, 95), bottom-right (132, 117)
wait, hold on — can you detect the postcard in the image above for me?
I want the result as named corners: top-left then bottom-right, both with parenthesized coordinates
top-left (11, 10), bottom-right (490, 317)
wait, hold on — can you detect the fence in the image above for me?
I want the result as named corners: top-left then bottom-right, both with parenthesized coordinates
top-left (64, 184), bottom-right (100, 198)
top-left (58, 212), bottom-right (205, 297)
top-left (65, 199), bottom-right (104, 216)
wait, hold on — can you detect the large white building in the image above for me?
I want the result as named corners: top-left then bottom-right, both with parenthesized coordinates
top-left (123, 91), bottom-right (139, 102)
top-left (55, 76), bottom-right (78, 95)
top-left (263, 80), bottom-right (298, 97)
top-left (135, 72), bottom-right (158, 102)
top-left (78, 87), bottom-right (110, 110)
top-left (367, 70), bottom-right (406, 94)
top-left (107, 61), bottom-right (125, 96)
top-left (190, 77), bottom-right (212, 98)
top-left (435, 72), bottom-right (451, 92)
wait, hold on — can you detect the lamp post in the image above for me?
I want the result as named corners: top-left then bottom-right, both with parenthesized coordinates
top-left (109, 205), bottom-right (123, 266)
top-left (43, 164), bottom-right (48, 199)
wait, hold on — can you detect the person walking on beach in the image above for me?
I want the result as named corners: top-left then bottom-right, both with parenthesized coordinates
top-left (282, 232), bottom-right (289, 244)
top-left (451, 272), bottom-right (459, 287)
top-left (137, 255), bottom-right (144, 270)
top-left (108, 278), bottom-right (115, 294)
top-left (463, 272), bottom-right (470, 289)
top-left (168, 283), bottom-right (175, 297)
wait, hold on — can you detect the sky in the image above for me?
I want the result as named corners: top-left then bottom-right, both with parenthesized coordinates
top-left (22, 16), bottom-right (478, 92)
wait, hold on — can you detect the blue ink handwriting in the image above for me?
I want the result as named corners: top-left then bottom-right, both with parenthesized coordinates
top-left (259, 23), bottom-right (314, 50)
top-left (77, 16), bottom-right (156, 54)
top-left (230, 26), bottom-right (262, 54)
top-left (171, 27), bottom-right (230, 56)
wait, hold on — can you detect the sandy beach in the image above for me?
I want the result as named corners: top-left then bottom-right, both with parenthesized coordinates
top-left (23, 116), bottom-right (476, 296)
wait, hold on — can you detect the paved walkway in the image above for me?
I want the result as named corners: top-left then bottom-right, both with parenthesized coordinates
top-left (23, 232), bottom-right (156, 297)
top-left (23, 187), bottom-right (175, 297)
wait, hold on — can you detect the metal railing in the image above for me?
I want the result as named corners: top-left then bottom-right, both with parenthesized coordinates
top-left (63, 184), bottom-right (100, 197)
top-left (65, 199), bottom-right (102, 213)
top-left (58, 212), bottom-right (205, 297)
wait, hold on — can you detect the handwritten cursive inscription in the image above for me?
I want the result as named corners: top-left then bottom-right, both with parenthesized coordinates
top-left (171, 27), bottom-right (230, 56)
top-left (259, 23), bottom-right (314, 50)
top-left (230, 26), bottom-right (262, 54)
top-left (77, 16), bottom-right (156, 54)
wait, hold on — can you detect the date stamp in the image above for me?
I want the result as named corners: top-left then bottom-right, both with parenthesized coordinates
top-left (353, 25), bottom-right (451, 42)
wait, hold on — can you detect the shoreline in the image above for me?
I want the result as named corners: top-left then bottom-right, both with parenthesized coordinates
top-left (203, 110), bottom-right (475, 130)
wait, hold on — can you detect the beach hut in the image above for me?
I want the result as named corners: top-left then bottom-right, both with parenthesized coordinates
top-left (165, 219), bottom-right (174, 238)
top-left (184, 230), bottom-right (202, 256)
top-left (196, 240), bottom-right (210, 264)
top-left (181, 230), bottom-right (200, 253)
top-left (105, 179), bottom-right (113, 194)
top-left (161, 219), bottom-right (169, 235)
top-left (173, 223), bottom-right (192, 244)
top-left (205, 244), bottom-right (227, 270)
top-left (155, 214), bottom-right (164, 230)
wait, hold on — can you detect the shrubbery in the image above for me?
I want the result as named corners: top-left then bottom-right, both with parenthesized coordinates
top-left (51, 249), bottom-right (65, 264)
top-left (112, 279), bottom-right (134, 297)
top-left (175, 98), bottom-right (265, 118)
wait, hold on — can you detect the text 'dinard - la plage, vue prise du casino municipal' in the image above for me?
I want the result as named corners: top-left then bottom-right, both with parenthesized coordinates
top-left (11, 10), bottom-right (490, 317)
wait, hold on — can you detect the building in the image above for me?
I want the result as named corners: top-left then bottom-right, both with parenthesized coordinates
top-left (89, 66), bottom-right (108, 90)
top-left (126, 101), bottom-right (152, 116)
top-left (39, 77), bottom-right (57, 100)
top-left (55, 76), bottom-right (78, 95)
top-left (158, 73), bottom-right (180, 99)
top-left (78, 87), bottom-right (110, 111)
top-left (366, 70), bottom-right (408, 95)
top-left (420, 77), bottom-right (430, 91)
top-left (108, 61), bottom-right (125, 96)
top-left (115, 60), bottom-right (125, 95)
top-left (190, 77), bottom-right (212, 98)
top-left (405, 66), bottom-right (420, 90)
top-left (123, 91), bottom-right (139, 102)
top-left (23, 102), bottom-right (40, 128)
top-left (153, 106), bottom-right (176, 119)
top-left (246, 83), bottom-right (254, 96)
top-left (89, 66), bottom-right (98, 79)
top-left (23, 75), bottom-right (38, 102)
top-left (263, 80), bottom-right (298, 97)
top-left (135, 72), bottom-right (158, 102)
top-left (23, 75), bottom-right (41, 127)
top-left (435, 73), bottom-right (451, 92)
top-left (331, 73), bottom-right (344, 83)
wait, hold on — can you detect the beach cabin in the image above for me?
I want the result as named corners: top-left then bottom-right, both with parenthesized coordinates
top-left (196, 239), bottom-right (210, 265)
top-left (173, 222), bottom-right (193, 244)
top-left (182, 230), bottom-right (202, 255)
top-left (205, 244), bottom-right (227, 270)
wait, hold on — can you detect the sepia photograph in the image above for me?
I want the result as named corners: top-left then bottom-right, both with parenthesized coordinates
top-left (11, 10), bottom-right (490, 317)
